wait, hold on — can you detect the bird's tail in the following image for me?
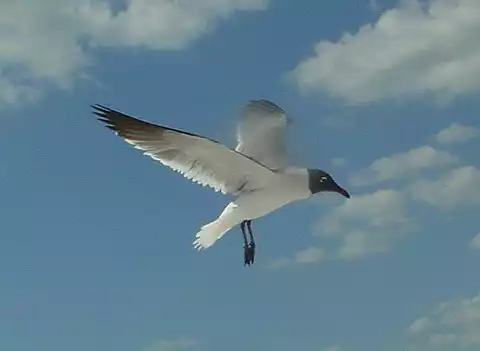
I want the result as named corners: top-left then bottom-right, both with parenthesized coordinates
top-left (192, 219), bottom-right (233, 250)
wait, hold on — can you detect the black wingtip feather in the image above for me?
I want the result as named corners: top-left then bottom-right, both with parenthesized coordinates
top-left (105, 125), bottom-right (119, 132)
top-left (91, 104), bottom-right (108, 114)
top-left (90, 103), bottom-right (224, 144)
top-left (91, 103), bottom-right (110, 111)
top-left (96, 117), bottom-right (109, 124)
top-left (91, 103), bottom-right (166, 140)
top-left (91, 105), bottom-right (123, 136)
top-left (91, 104), bottom-right (121, 128)
top-left (92, 105), bottom-right (110, 120)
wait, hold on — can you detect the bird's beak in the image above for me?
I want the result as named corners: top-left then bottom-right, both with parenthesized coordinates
top-left (334, 184), bottom-right (350, 199)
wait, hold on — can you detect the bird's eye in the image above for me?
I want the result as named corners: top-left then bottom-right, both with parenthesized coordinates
top-left (320, 176), bottom-right (328, 183)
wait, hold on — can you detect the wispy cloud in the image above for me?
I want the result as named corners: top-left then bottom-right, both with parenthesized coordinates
top-left (287, 120), bottom-right (480, 265)
top-left (317, 188), bottom-right (412, 259)
top-left (0, 0), bottom-right (268, 105)
top-left (323, 346), bottom-right (343, 351)
top-left (290, 0), bottom-right (480, 103)
top-left (332, 157), bottom-right (347, 168)
top-left (469, 233), bottom-right (480, 250)
top-left (350, 145), bottom-right (457, 187)
top-left (408, 165), bottom-right (480, 210)
top-left (273, 187), bottom-right (414, 263)
top-left (434, 123), bottom-right (480, 145)
top-left (143, 338), bottom-right (198, 351)
top-left (268, 246), bottom-right (325, 269)
top-left (407, 317), bottom-right (432, 335)
top-left (406, 292), bottom-right (480, 350)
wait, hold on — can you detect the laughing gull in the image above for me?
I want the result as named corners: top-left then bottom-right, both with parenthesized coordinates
top-left (92, 100), bottom-right (350, 266)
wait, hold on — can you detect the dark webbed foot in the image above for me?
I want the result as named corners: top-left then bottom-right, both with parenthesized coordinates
top-left (241, 220), bottom-right (256, 266)
top-left (244, 244), bottom-right (250, 266)
top-left (248, 242), bottom-right (255, 264)
top-left (244, 242), bottom-right (255, 266)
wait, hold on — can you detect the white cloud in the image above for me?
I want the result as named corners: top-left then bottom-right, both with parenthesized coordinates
top-left (88, 0), bottom-right (268, 50)
top-left (0, 0), bottom-right (268, 105)
top-left (323, 346), bottom-right (342, 351)
top-left (291, 0), bottom-right (480, 103)
top-left (408, 317), bottom-right (432, 334)
top-left (277, 188), bottom-right (414, 262)
top-left (143, 339), bottom-right (197, 351)
top-left (268, 246), bottom-right (325, 268)
top-left (435, 123), bottom-right (480, 145)
top-left (350, 145), bottom-right (457, 186)
top-left (320, 140), bottom-right (479, 260)
top-left (406, 292), bottom-right (480, 350)
top-left (409, 165), bottom-right (480, 210)
top-left (470, 233), bottom-right (480, 250)
top-left (294, 246), bottom-right (325, 264)
top-left (332, 157), bottom-right (347, 167)
top-left (317, 189), bottom-right (411, 259)
top-left (296, 127), bottom-right (478, 264)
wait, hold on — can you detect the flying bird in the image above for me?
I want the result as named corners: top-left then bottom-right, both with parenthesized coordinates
top-left (92, 100), bottom-right (350, 266)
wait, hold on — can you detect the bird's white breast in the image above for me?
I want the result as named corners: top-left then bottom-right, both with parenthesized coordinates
top-left (233, 167), bottom-right (311, 220)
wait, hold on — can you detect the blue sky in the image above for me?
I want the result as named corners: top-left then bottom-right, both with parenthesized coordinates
top-left (1, 1), bottom-right (480, 351)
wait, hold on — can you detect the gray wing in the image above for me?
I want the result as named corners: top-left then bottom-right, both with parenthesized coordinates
top-left (235, 100), bottom-right (289, 170)
top-left (93, 105), bottom-right (275, 195)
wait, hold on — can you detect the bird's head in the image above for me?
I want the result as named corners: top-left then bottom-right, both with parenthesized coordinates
top-left (307, 169), bottom-right (350, 199)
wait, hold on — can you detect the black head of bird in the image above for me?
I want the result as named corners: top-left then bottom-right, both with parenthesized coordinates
top-left (308, 169), bottom-right (350, 198)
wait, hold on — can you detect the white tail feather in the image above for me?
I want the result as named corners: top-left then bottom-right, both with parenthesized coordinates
top-left (193, 202), bottom-right (240, 250)
top-left (193, 220), bottom-right (232, 250)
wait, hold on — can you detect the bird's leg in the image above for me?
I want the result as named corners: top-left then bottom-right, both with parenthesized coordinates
top-left (246, 220), bottom-right (255, 264)
top-left (240, 221), bottom-right (250, 266)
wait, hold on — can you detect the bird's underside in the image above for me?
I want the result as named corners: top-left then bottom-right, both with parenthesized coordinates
top-left (92, 99), bottom-right (350, 267)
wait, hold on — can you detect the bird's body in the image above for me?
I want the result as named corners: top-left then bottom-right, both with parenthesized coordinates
top-left (235, 167), bottom-right (311, 219)
top-left (194, 167), bottom-right (311, 249)
top-left (92, 99), bottom-right (350, 265)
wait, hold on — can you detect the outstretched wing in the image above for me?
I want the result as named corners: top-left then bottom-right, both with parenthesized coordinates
top-left (93, 105), bottom-right (275, 195)
top-left (235, 100), bottom-right (289, 170)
